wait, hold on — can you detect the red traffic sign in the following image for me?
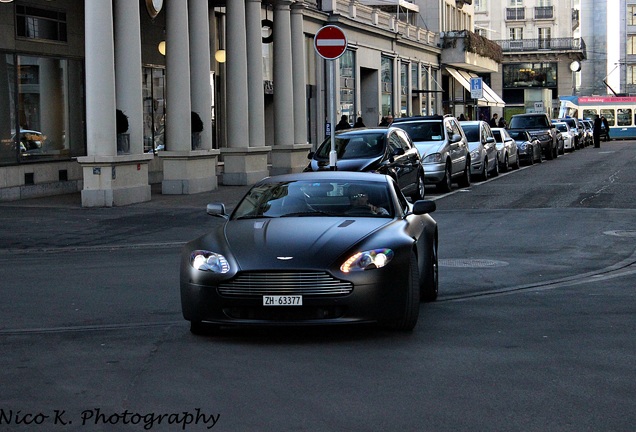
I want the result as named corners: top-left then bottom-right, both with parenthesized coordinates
top-left (314, 25), bottom-right (347, 60)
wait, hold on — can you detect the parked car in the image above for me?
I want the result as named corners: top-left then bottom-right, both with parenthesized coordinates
top-left (508, 130), bottom-right (542, 165)
top-left (391, 115), bottom-right (471, 192)
top-left (459, 120), bottom-right (498, 180)
top-left (180, 171), bottom-right (439, 334)
top-left (491, 127), bottom-right (520, 171)
top-left (508, 112), bottom-right (559, 159)
top-left (306, 127), bottom-right (425, 200)
top-left (552, 121), bottom-right (576, 152)
top-left (556, 117), bottom-right (585, 150)
top-left (580, 119), bottom-right (594, 147)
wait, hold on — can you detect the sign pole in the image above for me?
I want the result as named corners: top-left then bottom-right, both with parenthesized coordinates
top-left (329, 60), bottom-right (337, 170)
top-left (314, 25), bottom-right (347, 171)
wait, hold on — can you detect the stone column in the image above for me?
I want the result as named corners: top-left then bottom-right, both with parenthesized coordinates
top-left (84, 0), bottom-right (116, 158)
top-left (291, 2), bottom-right (308, 146)
top-left (271, 0), bottom-right (310, 175)
top-left (188, 0), bottom-right (213, 151)
top-left (160, 1), bottom-right (219, 194)
top-left (221, 0), bottom-right (269, 185)
top-left (114, 0), bottom-right (143, 155)
top-left (78, 0), bottom-right (153, 207)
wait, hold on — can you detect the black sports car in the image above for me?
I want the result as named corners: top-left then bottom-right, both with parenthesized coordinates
top-left (305, 127), bottom-right (426, 201)
top-left (180, 171), bottom-right (438, 334)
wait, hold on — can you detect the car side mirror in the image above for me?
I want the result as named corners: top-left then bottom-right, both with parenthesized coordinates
top-left (207, 203), bottom-right (229, 219)
top-left (486, 137), bottom-right (495, 144)
top-left (307, 151), bottom-right (315, 159)
top-left (393, 147), bottom-right (405, 156)
top-left (412, 200), bottom-right (436, 215)
top-left (450, 133), bottom-right (461, 143)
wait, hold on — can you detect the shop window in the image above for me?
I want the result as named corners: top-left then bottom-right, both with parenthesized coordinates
top-left (16, 5), bottom-right (67, 42)
top-left (381, 56), bottom-right (393, 117)
top-left (0, 54), bottom-right (84, 166)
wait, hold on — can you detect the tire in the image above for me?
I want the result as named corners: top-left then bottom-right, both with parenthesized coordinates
top-left (513, 151), bottom-right (520, 170)
top-left (545, 142), bottom-right (555, 160)
top-left (490, 156), bottom-right (499, 177)
top-left (420, 235), bottom-right (439, 302)
top-left (411, 169), bottom-right (425, 201)
top-left (536, 148), bottom-right (543, 164)
top-left (390, 252), bottom-right (420, 331)
top-left (501, 154), bottom-right (509, 172)
top-left (481, 158), bottom-right (489, 180)
top-left (457, 159), bottom-right (471, 188)
top-left (436, 162), bottom-right (452, 193)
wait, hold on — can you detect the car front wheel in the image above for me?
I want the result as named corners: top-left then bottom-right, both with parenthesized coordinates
top-left (457, 158), bottom-right (471, 188)
top-left (436, 162), bottom-right (452, 193)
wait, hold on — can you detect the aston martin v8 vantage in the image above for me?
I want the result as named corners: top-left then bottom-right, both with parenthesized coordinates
top-left (180, 171), bottom-right (439, 334)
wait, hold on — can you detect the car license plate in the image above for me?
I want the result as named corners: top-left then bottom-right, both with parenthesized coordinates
top-left (263, 295), bottom-right (303, 306)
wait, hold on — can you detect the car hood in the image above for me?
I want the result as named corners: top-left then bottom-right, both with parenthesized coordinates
top-left (222, 217), bottom-right (390, 269)
top-left (466, 141), bottom-right (482, 152)
top-left (413, 141), bottom-right (444, 157)
top-left (309, 157), bottom-right (382, 172)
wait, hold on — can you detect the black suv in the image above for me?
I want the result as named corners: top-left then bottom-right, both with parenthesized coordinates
top-left (508, 113), bottom-right (559, 160)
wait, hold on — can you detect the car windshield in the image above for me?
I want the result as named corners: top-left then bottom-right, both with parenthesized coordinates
top-left (555, 124), bottom-right (568, 132)
top-left (393, 122), bottom-right (444, 141)
top-left (315, 133), bottom-right (385, 159)
top-left (461, 124), bottom-right (479, 142)
top-left (509, 116), bottom-right (550, 129)
top-left (232, 180), bottom-right (394, 219)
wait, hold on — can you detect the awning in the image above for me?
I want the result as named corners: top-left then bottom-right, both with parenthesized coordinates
top-left (446, 67), bottom-right (505, 107)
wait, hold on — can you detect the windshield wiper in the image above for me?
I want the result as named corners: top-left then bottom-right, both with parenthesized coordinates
top-left (280, 210), bottom-right (337, 217)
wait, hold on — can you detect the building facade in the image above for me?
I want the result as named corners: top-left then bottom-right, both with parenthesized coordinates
top-left (0, 0), bottom-right (448, 206)
top-left (473, 0), bottom-right (586, 120)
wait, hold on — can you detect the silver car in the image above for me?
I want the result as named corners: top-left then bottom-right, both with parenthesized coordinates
top-left (491, 127), bottom-right (520, 171)
top-left (552, 121), bottom-right (576, 152)
top-left (459, 120), bottom-right (498, 180)
top-left (392, 115), bottom-right (471, 192)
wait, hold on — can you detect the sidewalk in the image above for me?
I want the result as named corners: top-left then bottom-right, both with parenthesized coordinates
top-left (0, 183), bottom-right (252, 251)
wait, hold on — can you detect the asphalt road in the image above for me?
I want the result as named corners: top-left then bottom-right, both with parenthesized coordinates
top-left (1, 141), bottom-right (635, 431)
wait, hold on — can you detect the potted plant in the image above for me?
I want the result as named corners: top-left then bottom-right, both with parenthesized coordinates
top-left (116, 109), bottom-right (130, 154)
top-left (191, 111), bottom-right (203, 150)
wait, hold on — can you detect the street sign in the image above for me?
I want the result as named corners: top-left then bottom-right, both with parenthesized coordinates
top-left (314, 25), bottom-right (347, 60)
top-left (470, 77), bottom-right (483, 99)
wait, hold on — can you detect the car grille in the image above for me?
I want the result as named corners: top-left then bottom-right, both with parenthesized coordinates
top-left (218, 271), bottom-right (353, 297)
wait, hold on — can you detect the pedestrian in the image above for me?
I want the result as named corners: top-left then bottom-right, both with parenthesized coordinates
top-left (601, 116), bottom-right (610, 141)
top-left (489, 113), bottom-right (498, 127)
top-left (335, 115), bottom-right (351, 131)
top-left (498, 116), bottom-right (507, 128)
top-left (378, 115), bottom-right (393, 126)
top-left (593, 116), bottom-right (602, 148)
top-left (354, 117), bottom-right (365, 128)
top-left (458, 113), bottom-right (466, 121)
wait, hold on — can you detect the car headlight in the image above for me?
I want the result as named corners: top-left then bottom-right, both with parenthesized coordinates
top-left (518, 143), bottom-right (527, 149)
top-left (190, 250), bottom-right (230, 273)
top-left (423, 153), bottom-right (443, 163)
top-left (470, 149), bottom-right (480, 159)
top-left (340, 248), bottom-right (394, 273)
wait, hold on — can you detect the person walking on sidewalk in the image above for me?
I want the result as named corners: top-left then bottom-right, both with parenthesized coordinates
top-left (593, 116), bottom-right (602, 148)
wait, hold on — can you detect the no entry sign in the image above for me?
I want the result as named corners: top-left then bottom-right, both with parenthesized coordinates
top-left (314, 25), bottom-right (347, 60)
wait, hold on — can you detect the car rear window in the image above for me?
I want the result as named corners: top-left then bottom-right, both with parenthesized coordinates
top-left (509, 115), bottom-right (549, 129)
top-left (315, 133), bottom-right (386, 159)
top-left (461, 124), bottom-right (479, 142)
top-left (393, 122), bottom-right (444, 142)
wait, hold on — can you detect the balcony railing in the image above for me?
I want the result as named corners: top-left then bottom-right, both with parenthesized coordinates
top-left (534, 6), bottom-right (554, 19)
top-left (506, 7), bottom-right (525, 20)
top-left (495, 38), bottom-right (586, 54)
